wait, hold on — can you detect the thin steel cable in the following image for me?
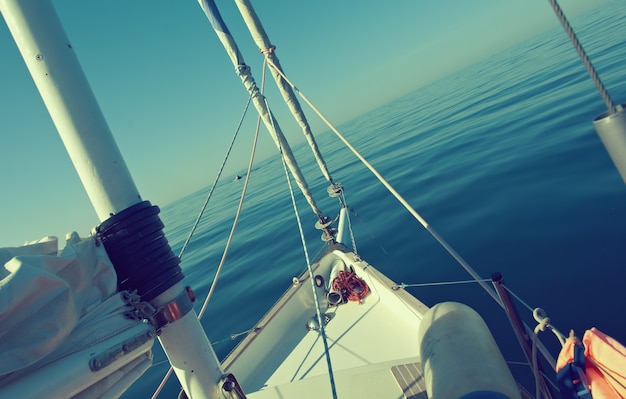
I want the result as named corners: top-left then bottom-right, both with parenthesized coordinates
top-left (264, 63), bottom-right (339, 399)
top-left (503, 285), bottom-right (536, 313)
top-left (279, 142), bottom-right (339, 399)
top-left (150, 107), bottom-right (262, 399)
top-left (547, 0), bottom-right (615, 113)
top-left (150, 90), bottom-right (258, 399)
top-left (178, 96), bottom-right (253, 260)
top-left (504, 285), bottom-right (567, 343)
top-left (211, 326), bottom-right (259, 345)
top-left (341, 192), bottom-right (358, 254)
top-left (396, 279), bottom-right (492, 288)
top-left (350, 207), bottom-right (389, 255)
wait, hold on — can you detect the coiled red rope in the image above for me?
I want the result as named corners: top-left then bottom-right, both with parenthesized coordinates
top-left (331, 270), bottom-right (370, 303)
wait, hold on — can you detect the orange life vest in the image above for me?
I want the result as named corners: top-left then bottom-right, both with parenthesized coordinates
top-left (556, 328), bottom-right (626, 399)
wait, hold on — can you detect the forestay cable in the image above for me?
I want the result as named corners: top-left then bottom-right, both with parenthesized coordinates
top-left (393, 279), bottom-right (492, 289)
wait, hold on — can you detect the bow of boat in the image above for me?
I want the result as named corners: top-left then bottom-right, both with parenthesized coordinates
top-left (222, 246), bottom-right (429, 398)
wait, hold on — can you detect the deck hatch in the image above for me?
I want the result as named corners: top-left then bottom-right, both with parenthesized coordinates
top-left (391, 362), bottom-right (427, 399)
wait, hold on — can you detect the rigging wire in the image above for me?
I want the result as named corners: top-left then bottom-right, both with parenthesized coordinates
top-left (211, 327), bottom-right (260, 345)
top-left (394, 279), bottom-right (492, 289)
top-left (151, 96), bottom-right (258, 399)
top-left (264, 60), bottom-right (339, 399)
top-left (197, 113), bottom-right (261, 320)
top-left (177, 95), bottom-right (252, 260)
top-left (547, 0), bottom-right (615, 113)
top-left (340, 191), bottom-right (358, 254)
top-left (149, 5), bottom-right (605, 395)
top-left (349, 207), bottom-right (388, 255)
top-left (503, 285), bottom-right (567, 344)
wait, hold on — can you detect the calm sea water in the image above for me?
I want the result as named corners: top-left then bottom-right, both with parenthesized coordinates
top-left (126, 3), bottom-right (626, 397)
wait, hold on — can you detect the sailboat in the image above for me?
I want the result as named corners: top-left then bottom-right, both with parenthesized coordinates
top-left (1, 0), bottom-right (625, 398)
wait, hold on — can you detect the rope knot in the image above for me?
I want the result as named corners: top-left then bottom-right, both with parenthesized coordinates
top-left (327, 182), bottom-right (343, 197)
top-left (260, 45), bottom-right (276, 55)
top-left (532, 307), bottom-right (551, 334)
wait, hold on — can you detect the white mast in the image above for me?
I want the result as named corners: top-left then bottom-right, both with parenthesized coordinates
top-left (0, 1), bottom-right (225, 398)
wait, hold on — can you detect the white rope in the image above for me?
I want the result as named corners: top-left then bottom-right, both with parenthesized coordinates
top-left (198, 100), bottom-right (261, 320)
top-left (531, 308), bottom-right (567, 399)
top-left (533, 308), bottom-right (567, 346)
top-left (150, 82), bottom-right (260, 399)
top-left (499, 285), bottom-right (560, 372)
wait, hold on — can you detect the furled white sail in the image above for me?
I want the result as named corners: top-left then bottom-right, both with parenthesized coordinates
top-left (198, 0), bottom-right (332, 231)
top-left (234, 0), bottom-right (334, 184)
top-left (0, 233), bottom-right (154, 398)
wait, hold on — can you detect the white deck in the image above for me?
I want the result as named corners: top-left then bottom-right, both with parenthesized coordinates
top-left (222, 247), bottom-right (430, 398)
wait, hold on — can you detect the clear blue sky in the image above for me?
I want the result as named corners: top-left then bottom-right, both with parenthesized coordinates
top-left (0, 0), bottom-right (603, 246)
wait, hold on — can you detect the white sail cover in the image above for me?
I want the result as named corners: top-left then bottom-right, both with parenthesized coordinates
top-left (0, 233), bottom-right (154, 398)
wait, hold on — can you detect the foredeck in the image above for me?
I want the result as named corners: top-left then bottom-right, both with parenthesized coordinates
top-left (246, 360), bottom-right (427, 399)
top-left (223, 249), bottom-right (430, 398)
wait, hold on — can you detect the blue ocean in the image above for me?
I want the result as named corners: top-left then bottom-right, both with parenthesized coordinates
top-left (126, 3), bottom-right (626, 397)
